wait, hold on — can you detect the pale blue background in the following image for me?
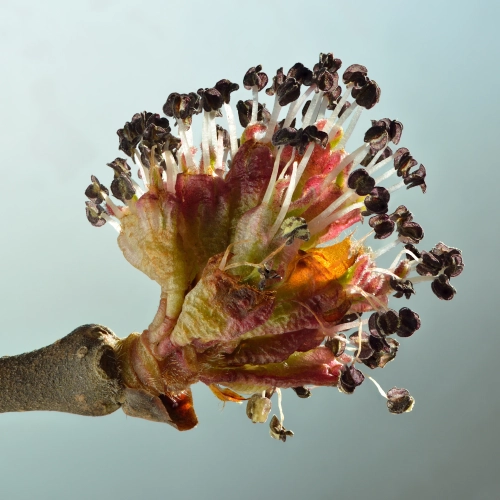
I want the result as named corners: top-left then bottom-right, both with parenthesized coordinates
top-left (0, 1), bottom-right (498, 499)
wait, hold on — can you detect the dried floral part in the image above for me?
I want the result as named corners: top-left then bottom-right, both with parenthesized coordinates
top-left (386, 387), bottom-right (415, 414)
top-left (243, 65), bottom-right (269, 91)
top-left (85, 201), bottom-right (107, 227)
top-left (85, 175), bottom-right (109, 205)
top-left (246, 394), bottom-right (272, 423)
top-left (338, 365), bottom-right (365, 394)
top-left (269, 415), bottom-right (294, 442)
top-left (292, 386), bottom-right (312, 398)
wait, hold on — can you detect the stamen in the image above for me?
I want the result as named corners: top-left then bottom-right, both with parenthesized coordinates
top-left (223, 103), bottom-right (239, 160)
top-left (262, 146), bottom-right (283, 205)
top-left (278, 149), bottom-right (296, 180)
top-left (269, 161), bottom-right (298, 238)
top-left (349, 285), bottom-right (388, 311)
top-left (162, 151), bottom-right (178, 194)
top-left (371, 267), bottom-right (401, 280)
top-left (372, 237), bottom-right (402, 259)
top-left (102, 193), bottom-right (123, 220)
top-left (324, 319), bottom-right (368, 334)
top-left (366, 152), bottom-right (393, 175)
top-left (335, 104), bottom-right (362, 150)
top-left (316, 95), bottom-right (329, 121)
top-left (202, 111), bottom-right (210, 174)
top-left (283, 86), bottom-right (315, 128)
top-left (368, 376), bottom-right (388, 399)
top-left (324, 84), bottom-right (353, 136)
top-left (388, 179), bottom-right (405, 193)
top-left (251, 86), bottom-right (259, 124)
top-left (263, 98), bottom-right (282, 143)
top-left (302, 90), bottom-right (324, 127)
top-left (353, 317), bottom-right (363, 363)
top-left (374, 167), bottom-right (396, 185)
top-left (295, 142), bottom-right (316, 185)
top-left (101, 213), bottom-right (121, 232)
top-left (134, 150), bottom-right (150, 188)
top-left (276, 388), bottom-right (284, 424)
top-left (409, 275), bottom-right (435, 285)
top-left (323, 143), bottom-right (370, 186)
top-left (177, 121), bottom-right (196, 170)
top-left (388, 248), bottom-right (419, 270)
top-left (309, 199), bottom-right (364, 236)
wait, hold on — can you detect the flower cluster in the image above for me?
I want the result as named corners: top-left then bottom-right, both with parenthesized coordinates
top-left (85, 52), bottom-right (463, 439)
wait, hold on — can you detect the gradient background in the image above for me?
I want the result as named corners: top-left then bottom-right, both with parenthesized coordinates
top-left (0, 1), bottom-right (498, 499)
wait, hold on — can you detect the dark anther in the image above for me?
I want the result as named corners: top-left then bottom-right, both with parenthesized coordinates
top-left (292, 387), bottom-right (312, 399)
top-left (416, 250), bottom-right (443, 277)
top-left (404, 164), bottom-right (427, 193)
top-left (342, 64), bottom-right (368, 86)
top-left (396, 307), bottom-right (421, 337)
top-left (360, 146), bottom-right (392, 167)
top-left (338, 101), bottom-right (351, 117)
top-left (276, 78), bottom-right (302, 106)
top-left (316, 53), bottom-right (342, 73)
top-left (266, 67), bottom-right (285, 96)
top-left (111, 175), bottom-right (136, 203)
top-left (303, 125), bottom-right (329, 147)
top-left (85, 201), bottom-right (107, 227)
top-left (287, 62), bottom-right (313, 86)
top-left (162, 92), bottom-right (201, 128)
top-left (432, 243), bottom-right (464, 278)
top-left (386, 387), bottom-right (415, 414)
top-left (389, 206), bottom-right (424, 244)
top-left (243, 65), bottom-right (269, 91)
top-left (370, 119), bottom-right (403, 145)
top-left (324, 86), bottom-right (342, 110)
top-left (85, 175), bottom-right (109, 205)
top-left (339, 365), bottom-right (365, 394)
top-left (312, 67), bottom-right (338, 92)
top-left (269, 415), bottom-right (294, 442)
top-left (393, 148), bottom-right (418, 178)
top-left (368, 334), bottom-right (391, 354)
top-left (417, 242), bottom-right (464, 281)
top-left (325, 333), bottom-right (346, 357)
top-left (340, 313), bottom-right (361, 324)
top-left (281, 216), bottom-right (310, 245)
top-left (348, 169), bottom-right (376, 196)
top-left (349, 331), bottom-right (375, 360)
top-left (431, 274), bottom-right (457, 300)
top-left (216, 125), bottom-right (230, 148)
top-left (362, 338), bottom-right (399, 369)
top-left (197, 87), bottom-right (224, 112)
top-left (390, 278), bottom-right (415, 299)
top-left (272, 126), bottom-right (299, 147)
top-left (266, 70), bottom-right (303, 106)
top-left (107, 158), bottom-right (132, 178)
top-left (236, 100), bottom-right (270, 127)
top-left (258, 263), bottom-right (282, 291)
top-left (369, 309), bottom-right (400, 337)
top-left (404, 243), bottom-right (421, 260)
top-left (354, 80), bottom-right (381, 110)
top-left (362, 186), bottom-right (391, 215)
top-left (364, 125), bottom-right (389, 153)
top-left (369, 214), bottom-right (395, 239)
top-left (214, 79), bottom-right (240, 104)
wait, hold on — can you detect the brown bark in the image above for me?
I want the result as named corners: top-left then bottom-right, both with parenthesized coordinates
top-left (0, 324), bottom-right (125, 416)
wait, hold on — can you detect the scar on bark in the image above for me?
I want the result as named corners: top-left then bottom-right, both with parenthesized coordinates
top-left (0, 324), bottom-right (190, 426)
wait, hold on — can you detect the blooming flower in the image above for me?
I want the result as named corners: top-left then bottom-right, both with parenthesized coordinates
top-left (85, 52), bottom-right (463, 438)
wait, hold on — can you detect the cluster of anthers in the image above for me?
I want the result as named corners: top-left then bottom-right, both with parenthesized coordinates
top-left (85, 52), bottom-right (464, 441)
